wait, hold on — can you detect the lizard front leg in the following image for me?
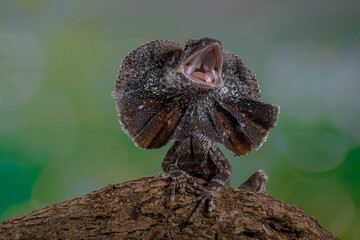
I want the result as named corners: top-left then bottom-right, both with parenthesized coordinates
top-left (181, 143), bottom-right (232, 221)
top-left (161, 143), bottom-right (190, 201)
top-left (239, 170), bottom-right (269, 193)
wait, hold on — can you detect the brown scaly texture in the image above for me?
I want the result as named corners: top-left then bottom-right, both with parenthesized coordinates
top-left (113, 38), bottom-right (280, 219)
top-left (113, 39), bottom-right (279, 154)
top-left (0, 175), bottom-right (338, 240)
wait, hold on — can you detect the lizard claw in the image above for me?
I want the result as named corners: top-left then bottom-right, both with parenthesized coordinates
top-left (163, 165), bottom-right (190, 201)
top-left (180, 185), bottom-right (219, 221)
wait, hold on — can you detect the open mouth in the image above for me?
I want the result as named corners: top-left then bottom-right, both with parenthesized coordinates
top-left (179, 43), bottom-right (223, 87)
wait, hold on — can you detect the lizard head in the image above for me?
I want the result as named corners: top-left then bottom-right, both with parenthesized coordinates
top-left (178, 38), bottom-right (223, 89)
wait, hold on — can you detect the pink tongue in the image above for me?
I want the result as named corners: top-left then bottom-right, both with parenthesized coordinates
top-left (192, 71), bottom-right (214, 84)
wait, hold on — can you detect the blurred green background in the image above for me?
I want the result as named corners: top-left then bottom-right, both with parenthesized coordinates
top-left (1, 0), bottom-right (359, 238)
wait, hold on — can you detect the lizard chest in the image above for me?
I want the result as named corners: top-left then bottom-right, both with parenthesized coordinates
top-left (176, 136), bottom-right (219, 181)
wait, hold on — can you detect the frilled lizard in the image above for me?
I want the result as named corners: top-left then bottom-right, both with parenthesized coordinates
top-left (113, 38), bottom-right (279, 221)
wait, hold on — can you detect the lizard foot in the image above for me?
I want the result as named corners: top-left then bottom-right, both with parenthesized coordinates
top-left (238, 169), bottom-right (269, 193)
top-left (161, 165), bottom-right (191, 201)
top-left (179, 183), bottom-right (220, 221)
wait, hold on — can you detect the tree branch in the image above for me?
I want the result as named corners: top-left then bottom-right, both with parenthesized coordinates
top-left (0, 174), bottom-right (338, 239)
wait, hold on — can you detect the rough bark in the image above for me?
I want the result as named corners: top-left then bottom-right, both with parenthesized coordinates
top-left (0, 174), bottom-right (338, 240)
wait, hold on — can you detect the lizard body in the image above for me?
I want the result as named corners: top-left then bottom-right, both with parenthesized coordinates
top-left (113, 38), bottom-right (279, 220)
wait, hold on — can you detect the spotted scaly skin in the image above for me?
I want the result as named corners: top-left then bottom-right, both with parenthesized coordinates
top-left (113, 38), bottom-right (279, 221)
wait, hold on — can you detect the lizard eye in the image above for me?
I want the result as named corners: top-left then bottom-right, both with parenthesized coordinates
top-left (179, 42), bottom-right (223, 88)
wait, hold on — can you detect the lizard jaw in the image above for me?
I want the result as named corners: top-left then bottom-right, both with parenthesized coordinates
top-left (179, 43), bottom-right (223, 88)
